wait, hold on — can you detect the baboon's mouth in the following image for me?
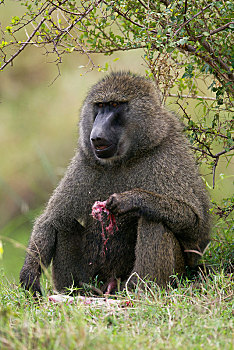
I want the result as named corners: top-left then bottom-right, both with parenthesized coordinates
top-left (95, 145), bottom-right (109, 150)
top-left (94, 143), bottom-right (117, 158)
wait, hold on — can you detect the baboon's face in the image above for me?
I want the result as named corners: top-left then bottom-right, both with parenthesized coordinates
top-left (80, 72), bottom-right (164, 163)
top-left (90, 101), bottom-right (128, 160)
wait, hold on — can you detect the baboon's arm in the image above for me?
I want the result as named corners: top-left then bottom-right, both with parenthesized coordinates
top-left (19, 214), bottom-right (57, 294)
top-left (20, 156), bottom-right (87, 293)
top-left (20, 205), bottom-right (85, 294)
top-left (106, 189), bottom-right (202, 237)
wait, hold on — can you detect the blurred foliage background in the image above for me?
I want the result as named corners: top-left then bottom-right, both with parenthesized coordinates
top-left (0, 1), bottom-right (233, 281)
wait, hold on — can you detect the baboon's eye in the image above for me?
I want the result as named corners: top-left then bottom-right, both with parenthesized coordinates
top-left (111, 102), bottom-right (119, 108)
top-left (97, 102), bottom-right (104, 108)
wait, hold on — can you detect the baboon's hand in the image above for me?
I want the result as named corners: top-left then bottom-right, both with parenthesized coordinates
top-left (20, 268), bottom-right (42, 296)
top-left (106, 192), bottom-right (139, 216)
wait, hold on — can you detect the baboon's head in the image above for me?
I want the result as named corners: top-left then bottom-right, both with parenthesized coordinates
top-left (79, 72), bottom-right (172, 164)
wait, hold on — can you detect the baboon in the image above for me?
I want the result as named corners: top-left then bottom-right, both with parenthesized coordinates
top-left (20, 72), bottom-right (211, 295)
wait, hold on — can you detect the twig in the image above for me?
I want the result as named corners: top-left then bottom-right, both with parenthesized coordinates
top-left (212, 146), bottom-right (234, 188)
top-left (184, 249), bottom-right (203, 257)
top-left (184, 0), bottom-right (188, 17)
top-left (0, 0), bottom-right (68, 70)
top-left (47, 0), bottom-right (82, 16)
top-left (212, 158), bottom-right (219, 189)
top-left (191, 147), bottom-right (212, 158)
top-left (0, 0), bottom-right (102, 71)
top-left (197, 22), bottom-right (234, 38)
top-left (174, 4), bottom-right (212, 36)
top-left (137, 0), bottom-right (149, 10)
top-left (214, 146), bottom-right (234, 159)
top-left (197, 38), bottom-right (234, 82)
top-left (12, 3), bottom-right (50, 34)
top-left (55, 0), bottom-right (102, 43)
top-left (48, 41), bottom-right (62, 86)
top-left (168, 93), bottom-right (216, 101)
top-left (102, 2), bottom-right (145, 30)
top-left (125, 272), bottom-right (156, 301)
top-left (188, 128), bottom-right (228, 140)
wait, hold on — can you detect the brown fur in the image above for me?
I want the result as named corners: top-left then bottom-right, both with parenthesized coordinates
top-left (20, 72), bottom-right (211, 294)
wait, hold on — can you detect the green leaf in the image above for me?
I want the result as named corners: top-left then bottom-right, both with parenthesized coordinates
top-left (202, 32), bottom-right (210, 37)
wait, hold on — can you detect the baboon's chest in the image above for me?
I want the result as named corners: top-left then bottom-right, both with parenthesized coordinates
top-left (79, 215), bottom-right (138, 280)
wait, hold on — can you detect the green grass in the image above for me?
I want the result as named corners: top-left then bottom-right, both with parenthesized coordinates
top-left (0, 218), bottom-right (233, 350)
top-left (0, 269), bottom-right (233, 350)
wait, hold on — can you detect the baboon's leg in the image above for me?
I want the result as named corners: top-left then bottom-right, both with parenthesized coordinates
top-left (132, 218), bottom-right (185, 287)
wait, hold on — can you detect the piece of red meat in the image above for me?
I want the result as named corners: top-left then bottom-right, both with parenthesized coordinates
top-left (91, 200), bottom-right (118, 254)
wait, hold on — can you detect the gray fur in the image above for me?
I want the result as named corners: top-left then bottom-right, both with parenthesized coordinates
top-left (20, 72), bottom-right (211, 294)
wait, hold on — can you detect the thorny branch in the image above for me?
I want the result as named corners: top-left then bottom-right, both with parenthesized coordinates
top-left (197, 22), bottom-right (234, 38)
top-left (168, 94), bottom-right (216, 101)
top-left (0, 0), bottom-right (68, 70)
top-left (176, 100), bottom-right (233, 188)
top-left (0, 0), bottom-right (103, 70)
top-left (47, 0), bottom-right (82, 16)
top-left (0, 9), bottom-right (54, 70)
top-left (174, 4), bottom-right (212, 37)
top-left (212, 146), bottom-right (234, 189)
